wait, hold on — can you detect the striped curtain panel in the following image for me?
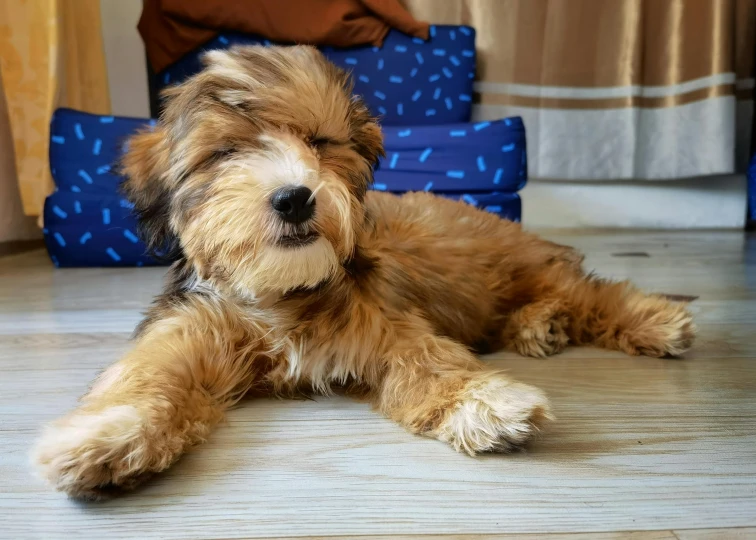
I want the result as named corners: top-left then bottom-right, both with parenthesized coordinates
top-left (405, 0), bottom-right (756, 181)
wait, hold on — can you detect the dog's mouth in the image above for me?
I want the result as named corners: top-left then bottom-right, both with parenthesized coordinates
top-left (278, 231), bottom-right (320, 248)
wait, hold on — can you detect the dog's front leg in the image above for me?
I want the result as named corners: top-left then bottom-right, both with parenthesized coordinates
top-left (33, 298), bottom-right (265, 500)
top-left (373, 332), bottom-right (553, 455)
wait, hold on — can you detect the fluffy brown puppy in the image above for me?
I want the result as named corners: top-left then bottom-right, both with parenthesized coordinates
top-left (32, 45), bottom-right (695, 499)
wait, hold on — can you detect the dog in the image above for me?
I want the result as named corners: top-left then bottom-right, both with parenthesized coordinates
top-left (32, 45), bottom-right (695, 499)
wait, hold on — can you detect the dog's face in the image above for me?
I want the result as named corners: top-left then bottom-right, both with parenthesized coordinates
top-left (121, 45), bottom-right (384, 295)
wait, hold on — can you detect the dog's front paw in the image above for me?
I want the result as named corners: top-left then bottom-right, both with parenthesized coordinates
top-left (433, 375), bottom-right (553, 455)
top-left (32, 405), bottom-right (170, 500)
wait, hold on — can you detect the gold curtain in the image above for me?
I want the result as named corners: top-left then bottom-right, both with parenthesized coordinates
top-left (0, 0), bottom-right (110, 218)
top-left (0, 66), bottom-right (39, 242)
top-left (404, 0), bottom-right (756, 180)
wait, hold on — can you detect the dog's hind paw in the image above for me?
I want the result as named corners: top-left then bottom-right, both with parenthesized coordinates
top-left (505, 300), bottom-right (570, 358)
top-left (432, 374), bottom-right (553, 455)
top-left (617, 299), bottom-right (696, 357)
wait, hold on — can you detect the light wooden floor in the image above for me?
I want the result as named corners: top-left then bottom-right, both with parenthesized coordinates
top-left (1, 231), bottom-right (755, 540)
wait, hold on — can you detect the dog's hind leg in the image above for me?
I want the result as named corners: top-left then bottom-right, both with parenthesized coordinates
top-left (32, 296), bottom-right (268, 500)
top-left (501, 270), bottom-right (696, 358)
top-left (559, 277), bottom-right (696, 357)
top-left (371, 327), bottom-right (552, 455)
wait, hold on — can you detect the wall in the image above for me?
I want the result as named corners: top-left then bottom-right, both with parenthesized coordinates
top-left (99, 0), bottom-right (150, 118)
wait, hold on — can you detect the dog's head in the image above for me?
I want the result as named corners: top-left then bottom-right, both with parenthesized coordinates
top-left (121, 45), bottom-right (384, 295)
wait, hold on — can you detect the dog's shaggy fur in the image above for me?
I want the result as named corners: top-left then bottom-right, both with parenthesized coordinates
top-left (32, 46), bottom-right (696, 499)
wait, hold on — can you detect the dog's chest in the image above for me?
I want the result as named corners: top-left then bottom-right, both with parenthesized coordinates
top-left (276, 302), bottom-right (389, 389)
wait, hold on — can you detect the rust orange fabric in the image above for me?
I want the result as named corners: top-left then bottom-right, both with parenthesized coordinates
top-left (139, 0), bottom-right (430, 73)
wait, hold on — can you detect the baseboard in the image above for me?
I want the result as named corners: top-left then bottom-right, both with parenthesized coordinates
top-left (0, 239), bottom-right (45, 258)
top-left (521, 174), bottom-right (747, 229)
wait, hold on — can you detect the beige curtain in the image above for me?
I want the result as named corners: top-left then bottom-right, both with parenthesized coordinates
top-left (0, 0), bottom-right (111, 220)
top-left (405, 0), bottom-right (756, 180)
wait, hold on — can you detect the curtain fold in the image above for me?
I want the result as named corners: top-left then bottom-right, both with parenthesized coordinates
top-left (0, 67), bottom-right (39, 242)
top-left (405, 0), bottom-right (756, 181)
top-left (0, 0), bottom-right (110, 218)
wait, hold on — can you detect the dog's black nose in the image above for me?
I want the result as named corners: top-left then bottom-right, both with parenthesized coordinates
top-left (271, 186), bottom-right (314, 224)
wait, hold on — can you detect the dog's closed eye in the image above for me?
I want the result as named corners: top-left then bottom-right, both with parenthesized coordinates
top-left (307, 135), bottom-right (349, 151)
top-left (307, 136), bottom-right (332, 150)
top-left (202, 147), bottom-right (238, 168)
top-left (212, 147), bottom-right (238, 159)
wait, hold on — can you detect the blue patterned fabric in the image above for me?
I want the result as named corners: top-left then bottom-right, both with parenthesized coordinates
top-left (44, 192), bottom-right (157, 267)
top-left (44, 108), bottom-right (525, 267)
top-left (156, 25), bottom-right (475, 126)
top-left (378, 119), bottom-right (526, 193)
top-left (44, 189), bottom-right (520, 267)
top-left (48, 110), bottom-right (150, 196)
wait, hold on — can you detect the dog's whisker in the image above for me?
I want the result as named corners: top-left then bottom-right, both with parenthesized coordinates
top-left (307, 181), bottom-right (326, 205)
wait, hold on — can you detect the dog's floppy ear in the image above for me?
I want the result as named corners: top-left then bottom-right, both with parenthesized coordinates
top-left (119, 127), bottom-right (182, 260)
top-left (349, 96), bottom-right (385, 168)
top-left (354, 120), bottom-right (384, 167)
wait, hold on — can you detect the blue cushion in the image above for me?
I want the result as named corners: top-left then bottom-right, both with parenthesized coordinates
top-left (378, 119), bottom-right (526, 193)
top-left (49, 110), bottom-right (150, 196)
top-left (49, 109), bottom-right (526, 196)
top-left (44, 108), bottom-right (525, 267)
top-left (156, 25), bottom-right (475, 126)
top-left (44, 189), bottom-right (520, 267)
top-left (44, 191), bottom-right (157, 268)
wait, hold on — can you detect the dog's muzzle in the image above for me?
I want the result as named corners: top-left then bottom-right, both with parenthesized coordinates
top-left (271, 185), bottom-right (320, 247)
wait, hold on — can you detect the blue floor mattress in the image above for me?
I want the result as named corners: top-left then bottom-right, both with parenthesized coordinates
top-left (44, 109), bottom-right (526, 267)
